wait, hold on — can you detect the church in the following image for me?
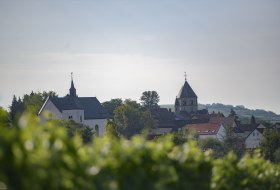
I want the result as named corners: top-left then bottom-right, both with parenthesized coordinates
top-left (38, 75), bottom-right (109, 136)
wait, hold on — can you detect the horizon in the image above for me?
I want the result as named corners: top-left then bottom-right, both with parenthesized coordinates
top-left (1, 0), bottom-right (279, 114)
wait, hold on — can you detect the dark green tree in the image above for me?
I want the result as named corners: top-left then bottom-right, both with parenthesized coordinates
top-left (9, 95), bottom-right (24, 124)
top-left (250, 115), bottom-right (256, 124)
top-left (260, 128), bottom-right (280, 162)
top-left (140, 91), bottom-right (160, 110)
top-left (114, 99), bottom-right (156, 138)
top-left (198, 138), bottom-right (227, 158)
top-left (102, 98), bottom-right (123, 117)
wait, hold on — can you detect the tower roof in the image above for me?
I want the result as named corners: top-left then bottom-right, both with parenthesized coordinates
top-left (69, 72), bottom-right (77, 97)
top-left (177, 80), bottom-right (197, 98)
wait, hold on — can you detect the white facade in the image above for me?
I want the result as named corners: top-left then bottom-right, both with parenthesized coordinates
top-left (39, 98), bottom-right (107, 136)
top-left (245, 129), bottom-right (264, 149)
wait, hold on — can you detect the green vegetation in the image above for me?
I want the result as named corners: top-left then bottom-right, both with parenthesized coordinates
top-left (0, 111), bottom-right (280, 190)
top-left (140, 91), bottom-right (160, 111)
top-left (114, 99), bottom-right (156, 138)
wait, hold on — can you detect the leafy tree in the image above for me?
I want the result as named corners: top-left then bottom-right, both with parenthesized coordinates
top-left (51, 119), bottom-right (94, 144)
top-left (23, 91), bottom-right (58, 115)
top-left (8, 91), bottom-right (58, 124)
top-left (102, 98), bottom-right (123, 117)
top-left (223, 126), bottom-right (245, 158)
top-left (171, 131), bottom-right (187, 145)
top-left (260, 128), bottom-right (280, 162)
top-left (140, 91), bottom-right (160, 110)
top-left (114, 99), bottom-right (156, 138)
top-left (0, 107), bottom-right (10, 127)
top-left (198, 138), bottom-right (227, 158)
top-left (105, 119), bottom-right (119, 139)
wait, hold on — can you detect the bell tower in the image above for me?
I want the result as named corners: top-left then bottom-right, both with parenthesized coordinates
top-left (175, 73), bottom-right (198, 114)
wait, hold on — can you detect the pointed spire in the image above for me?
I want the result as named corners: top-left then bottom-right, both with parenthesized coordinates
top-left (184, 72), bottom-right (187, 81)
top-left (69, 72), bottom-right (77, 97)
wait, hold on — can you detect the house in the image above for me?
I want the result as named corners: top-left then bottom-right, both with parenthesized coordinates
top-left (183, 123), bottom-right (225, 141)
top-left (38, 75), bottom-right (109, 136)
top-left (209, 116), bottom-right (238, 128)
top-left (244, 126), bottom-right (265, 149)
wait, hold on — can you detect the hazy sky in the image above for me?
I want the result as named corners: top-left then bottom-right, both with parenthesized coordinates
top-left (0, 0), bottom-right (280, 114)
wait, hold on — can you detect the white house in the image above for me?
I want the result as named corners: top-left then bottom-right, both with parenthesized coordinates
top-left (244, 124), bottom-right (266, 149)
top-left (184, 123), bottom-right (226, 141)
top-left (38, 76), bottom-right (109, 136)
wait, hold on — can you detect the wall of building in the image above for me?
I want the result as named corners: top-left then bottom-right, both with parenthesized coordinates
top-left (245, 130), bottom-right (263, 149)
top-left (39, 99), bottom-right (62, 122)
top-left (177, 97), bottom-right (198, 113)
top-left (83, 119), bottom-right (107, 136)
top-left (62, 110), bottom-right (84, 124)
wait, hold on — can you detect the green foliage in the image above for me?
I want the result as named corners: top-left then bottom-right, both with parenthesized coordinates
top-left (223, 126), bottom-right (245, 158)
top-left (198, 138), bottom-right (227, 158)
top-left (105, 119), bottom-right (119, 139)
top-left (9, 91), bottom-right (58, 123)
top-left (0, 107), bottom-right (10, 127)
top-left (140, 91), bottom-right (160, 110)
top-left (114, 100), bottom-right (156, 138)
top-left (260, 128), bottom-right (280, 162)
top-left (102, 98), bottom-right (123, 117)
top-left (50, 119), bottom-right (94, 144)
top-left (9, 95), bottom-right (24, 124)
top-left (0, 116), bottom-right (280, 190)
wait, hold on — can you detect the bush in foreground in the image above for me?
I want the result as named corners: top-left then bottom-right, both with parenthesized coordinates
top-left (0, 114), bottom-right (279, 190)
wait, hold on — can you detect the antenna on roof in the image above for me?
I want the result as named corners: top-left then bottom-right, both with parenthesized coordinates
top-left (184, 72), bottom-right (187, 81)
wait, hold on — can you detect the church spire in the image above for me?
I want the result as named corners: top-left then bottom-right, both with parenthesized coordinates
top-left (69, 72), bottom-right (77, 97)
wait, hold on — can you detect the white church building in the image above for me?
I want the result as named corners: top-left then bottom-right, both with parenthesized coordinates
top-left (38, 76), bottom-right (109, 136)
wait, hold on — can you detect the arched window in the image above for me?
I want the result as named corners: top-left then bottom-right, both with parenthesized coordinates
top-left (95, 125), bottom-right (99, 137)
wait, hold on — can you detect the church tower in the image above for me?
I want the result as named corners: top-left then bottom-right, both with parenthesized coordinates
top-left (175, 73), bottom-right (198, 114)
top-left (69, 72), bottom-right (77, 97)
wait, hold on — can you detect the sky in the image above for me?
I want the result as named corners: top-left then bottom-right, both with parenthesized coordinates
top-left (0, 0), bottom-right (280, 114)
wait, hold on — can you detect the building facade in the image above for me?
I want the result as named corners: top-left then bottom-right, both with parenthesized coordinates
top-left (38, 77), bottom-right (109, 136)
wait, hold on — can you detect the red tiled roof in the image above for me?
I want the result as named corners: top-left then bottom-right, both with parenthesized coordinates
top-left (185, 123), bottom-right (221, 135)
top-left (209, 116), bottom-right (236, 127)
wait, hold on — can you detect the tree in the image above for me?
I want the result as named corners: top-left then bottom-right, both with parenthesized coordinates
top-left (260, 128), bottom-right (280, 162)
top-left (0, 107), bottom-right (10, 127)
top-left (105, 119), bottom-right (119, 139)
top-left (114, 99), bottom-right (156, 138)
top-left (9, 95), bottom-right (24, 124)
top-left (102, 98), bottom-right (123, 117)
top-left (8, 91), bottom-right (58, 123)
top-left (51, 119), bottom-right (94, 144)
top-left (223, 126), bottom-right (245, 158)
top-left (140, 91), bottom-right (160, 110)
top-left (23, 91), bottom-right (58, 115)
top-left (250, 115), bottom-right (256, 124)
top-left (198, 138), bottom-right (227, 158)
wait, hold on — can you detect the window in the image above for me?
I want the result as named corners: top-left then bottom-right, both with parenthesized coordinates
top-left (95, 125), bottom-right (99, 137)
top-left (68, 115), bottom-right (73, 120)
top-left (80, 116), bottom-right (82, 122)
top-left (253, 132), bottom-right (255, 136)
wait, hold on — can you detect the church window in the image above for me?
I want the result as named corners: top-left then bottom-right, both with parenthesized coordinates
top-left (95, 125), bottom-right (99, 137)
top-left (68, 115), bottom-right (73, 120)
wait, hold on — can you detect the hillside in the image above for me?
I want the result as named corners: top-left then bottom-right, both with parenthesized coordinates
top-left (160, 103), bottom-right (280, 124)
